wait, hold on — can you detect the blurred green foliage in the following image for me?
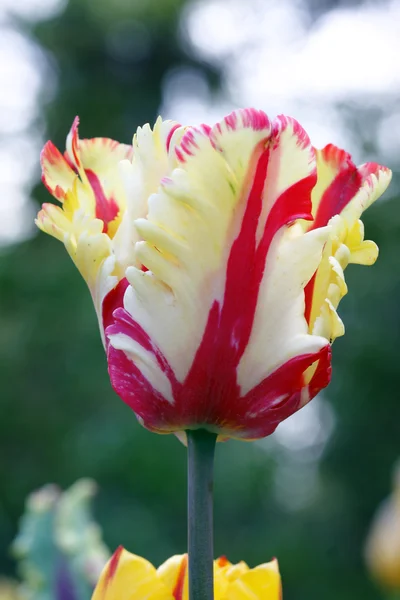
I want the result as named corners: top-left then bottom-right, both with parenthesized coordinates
top-left (0, 1), bottom-right (399, 599)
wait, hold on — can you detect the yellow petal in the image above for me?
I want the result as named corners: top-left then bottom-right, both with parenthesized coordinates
top-left (312, 298), bottom-right (345, 341)
top-left (226, 560), bottom-right (281, 600)
top-left (157, 554), bottom-right (188, 600)
top-left (346, 220), bottom-right (379, 265)
top-left (36, 202), bottom-right (73, 243)
top-left (92, 549), bottom-right (282, 600)
top-left (222, 560), bottom-right (249, 581)
top-left (92, 547), bottom-right (173, 600)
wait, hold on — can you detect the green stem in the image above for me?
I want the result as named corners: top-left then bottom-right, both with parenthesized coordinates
top-left (187, 429), bottom-right (217, 600)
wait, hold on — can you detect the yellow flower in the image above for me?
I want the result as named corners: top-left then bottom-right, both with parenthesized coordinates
top-left (91, 546), bottom-right (281, 600)
top-left (37, 110), bottom-right (391, 440)
top-left (365, 463), bottom-right (400, 590)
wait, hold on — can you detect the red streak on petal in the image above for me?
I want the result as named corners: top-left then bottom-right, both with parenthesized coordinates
top-left (177, 132), bottom-right (315, 425)
top-left (312, 166), bottom-right (362, 229)
top-left (223, 111), bottom-right (238, 130)
top-left (311, 151), bottom-right (389, 230)
top-left (216, 556), bottom-right (229, 567)
top-left (175, 147), bottom-right (185, 163)
top-left (108, 308), bottom-right (180, 397)
top-left (304, 272), bottom-right (317, 325)
top-left (106, 546), bottom-right (124, 585)
top-left (172, 555), bottom-right (188, 600)
top-left (166, 124), bottom-right (180, 151)
top-left (219, 143), bottom-right (271, 356)
top-left (85, 169), bottom-right (119, 233)
top-left (360, 162), bottom-right (390, 180)
top-left (40, 141), bottom-right (71, 200)
top-left (200, 123), bottom-right (212, 136)
top-left (107, 341), bottom-right (177, 427)
top-left (238, 345), bottom-right (331, 439)
top-left (241, 108), bottom-right (271, 131)
top-left (54, 185), bottom-right (65, 200)
top-left (41, 140), bottom-right (63, 167)
top-left (63, 150), bottom-right (78, 172)
top-left (102, 278), bottom-right (129, 334)
top-left (172, 142), bottom-right (272, 424)
top-left (308, 344), bottom-right (332, 399)
top-left (309, 144), bottom-right (367, 230)
top-left (69, 116), bottom-right (81, 168)
top-left (321, 144), bottom-right (353, 171)
top-left (179, 129), bottom-right (199, 157)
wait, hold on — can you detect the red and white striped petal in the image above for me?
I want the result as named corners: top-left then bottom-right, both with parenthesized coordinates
top-left (310, 145), bottom-right (391, 237)
top-left (64, 117), bottom-right (133, 235)
top-left (39, 117), bottom-right (132, 252)
top-left (305, 145), bottom-right (391, 342)
top-left (106, 110), bottom-right (332, 438)
top-left (237, 226), bottom-right (330, 395)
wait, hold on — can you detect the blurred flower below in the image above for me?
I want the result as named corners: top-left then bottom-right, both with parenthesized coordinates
top-left (365, 461), bottom-right (400, 591)
top-left (92, 546), bottom-right (281, 600)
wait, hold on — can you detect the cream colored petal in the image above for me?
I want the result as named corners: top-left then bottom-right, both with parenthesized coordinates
top-left (112, 120), bottom-right (184, 273)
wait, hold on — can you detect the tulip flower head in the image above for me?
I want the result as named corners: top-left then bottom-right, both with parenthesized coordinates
top-left (37, 110), bottom-right (391, 440)
top-left (91, 546), bottom-right (281, 600)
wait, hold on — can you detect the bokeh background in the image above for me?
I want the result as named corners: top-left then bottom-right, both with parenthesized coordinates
top-left (1, 0), bottom-right (399, 598)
